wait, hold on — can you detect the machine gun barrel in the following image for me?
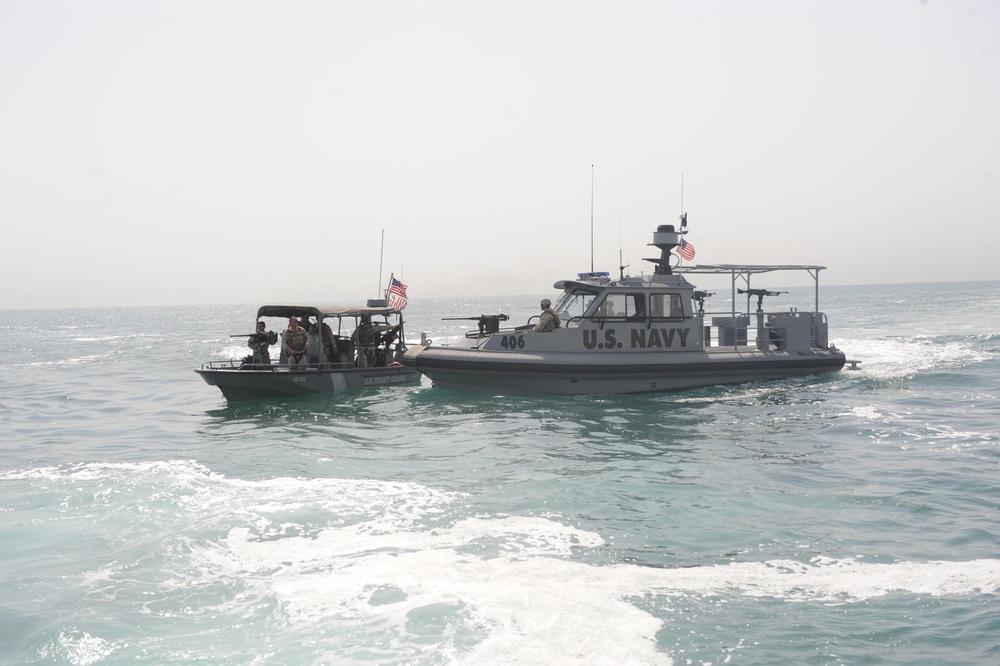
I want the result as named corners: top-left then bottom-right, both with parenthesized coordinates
top-left (737, 288), bottom-right (787, 297)
top-left (231, 331), bottom-right (278, 348)
top-left (441, 314), bottom-right (510, 321)
top-left (442, 314), bottom-right (510, 336)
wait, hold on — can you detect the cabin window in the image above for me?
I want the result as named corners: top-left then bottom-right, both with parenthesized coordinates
top-left (555, 289), bottom-right (599, 320)
top-left (593, 293), bottom-right (645, 320)
top-left (649, 293), bottom-right (684, 319)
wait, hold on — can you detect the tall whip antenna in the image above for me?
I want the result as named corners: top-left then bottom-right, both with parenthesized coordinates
top-left (618, 218), bottom-right (629, 280)
top-left (590, 164), bottom-right (595, 272)
top-left (680, 173), bottom-right (688, 232)
top-left (377, 229), bottom-right (385, 297)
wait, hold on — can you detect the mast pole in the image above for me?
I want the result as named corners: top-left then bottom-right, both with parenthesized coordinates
top-left (378, 229), bottom-right (385, 297)
top-left (590, 164), bottom-right (594, 272)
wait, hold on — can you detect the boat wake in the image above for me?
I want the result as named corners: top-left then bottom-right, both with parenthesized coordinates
top-left (4, 461), bottom-right (998, 664)
top-left (837, 332), bottom-right (999, 383)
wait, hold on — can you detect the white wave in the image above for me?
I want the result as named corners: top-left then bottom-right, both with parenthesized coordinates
top-left (0, 459), bottom-right (213, 482)
top-left (197, 517), bottom-right (1000, 664)
top-left (838, 335), bottom-right (995, 382)
top-left (637, 556), bottom-right (1000, 603)
top-left (10, 461), bottom-right (1000, 665)
top-left (197, 484), bottom-right (999, 665)
top-left (210, 522), bottom-right (664, 665)
top-left (37, 628), bottom-right (118, 666)
top-left (849, 405), bottom-right (885, 420)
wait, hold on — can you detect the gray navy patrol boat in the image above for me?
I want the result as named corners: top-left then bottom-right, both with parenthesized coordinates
top-left (197, 303), bottom-right (421, 401)
top-left (402, 217), bottom-right (848, 395)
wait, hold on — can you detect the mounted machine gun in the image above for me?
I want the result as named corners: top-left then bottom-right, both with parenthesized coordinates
top-left (738, 288), bottom-right (787, 313)
top-left (442, 314), bottom-right (510, 336)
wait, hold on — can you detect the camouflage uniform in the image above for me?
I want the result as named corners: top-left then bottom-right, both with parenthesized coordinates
top-left (355, 318), bottom-right (398, 368)
top-left (320, 322), bottom-right (338, 364)
top-left (533, 301), bottom-right (561, 331)
top-left (282, 325), bottom-right (311, 370)
top-left (248, 328), bottom-right (277, 366)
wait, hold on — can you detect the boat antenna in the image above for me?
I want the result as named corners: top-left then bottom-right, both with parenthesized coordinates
top-left (590, 164), bottom-right (594, 272)
top-left (377, 229), bottom-right (385, 297)
top-left (618, 218), bottom-right (629, 279)
top-left (679, 172), bottom-right (688, 235)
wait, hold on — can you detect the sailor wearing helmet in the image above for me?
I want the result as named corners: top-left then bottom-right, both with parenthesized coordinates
top-left (354, 314), bottom-right (400, 368)
top-left (533, 298), bottom-right (561, 331)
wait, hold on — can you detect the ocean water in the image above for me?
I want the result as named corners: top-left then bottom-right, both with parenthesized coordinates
top-left (1, 281), bottom-right (999, 665)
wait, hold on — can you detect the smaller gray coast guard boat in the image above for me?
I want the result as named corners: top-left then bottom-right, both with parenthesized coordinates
top-left (402, 218), bottom-right (849, 395)
top-left (196, 303), bottom-right (421, 401)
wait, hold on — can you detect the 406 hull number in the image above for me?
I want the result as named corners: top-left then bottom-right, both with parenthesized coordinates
top-left (500, 335), bottom-right (525, 349)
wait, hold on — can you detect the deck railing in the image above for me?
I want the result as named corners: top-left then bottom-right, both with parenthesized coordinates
top-left (701, 309), bottom-right (828, 351)
top-left (200, 360), bottom-right (360, 371)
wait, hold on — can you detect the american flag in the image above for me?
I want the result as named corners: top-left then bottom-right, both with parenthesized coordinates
top-left (679, 238), bottom-right (695, 262)
top-left (387, 276), bottom-right (408, 310)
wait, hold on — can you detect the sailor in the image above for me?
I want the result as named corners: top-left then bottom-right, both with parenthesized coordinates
top-left (281, 317), bottom-right (311, 370)
top-left (596, 300), bottom-right (616, 318)
top-left (320, 319), bottom-right (339, 365)
top-left (533, 298), bottom-right (561, 331)
top-left (354, 314), bottom-right (399, 368)
top-left (303, 317), bottom-right (323, 364)
top-left (248, 321), bottom-right (277, 367)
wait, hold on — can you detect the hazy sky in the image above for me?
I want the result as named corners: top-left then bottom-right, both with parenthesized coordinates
top-left (2, 0), bottom-right (997, 309)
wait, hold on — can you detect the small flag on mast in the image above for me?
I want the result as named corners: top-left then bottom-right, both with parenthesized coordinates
top-left (679, 238), bottom-right (695, 262)
top-left (387, 276), bottom-right (408, 310)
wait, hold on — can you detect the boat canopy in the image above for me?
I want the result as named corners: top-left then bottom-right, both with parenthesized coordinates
top-left (256, 305), bottom-right (403, 320)
top-left (676, 263), bottom-right (828, 313)
top-left (677, 263), bottom-right (826, 275)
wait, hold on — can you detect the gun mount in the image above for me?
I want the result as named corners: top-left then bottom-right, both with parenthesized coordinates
top-left (442, 314), bottom-right (510, 336)
top-left (738, 288), bottom-right (788, 313)
top-left (693, 290), bottom-right (714, 315)
top-left (231, 331), bottom-right (278, 348)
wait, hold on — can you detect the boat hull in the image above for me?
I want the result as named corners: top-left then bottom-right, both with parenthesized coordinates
top-left (403, 346), bottom-right (846, 395)
top-left (195, 365), bottom-right (421, 402)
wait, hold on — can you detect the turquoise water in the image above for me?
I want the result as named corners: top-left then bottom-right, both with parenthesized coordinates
top-left (2, 282), bottom-right (999, 664)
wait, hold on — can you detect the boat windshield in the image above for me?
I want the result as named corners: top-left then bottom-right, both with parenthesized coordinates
top-left (592, 293), bottom-right (645, 320)
top-left (554, 288), bottom-right (599, 321)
